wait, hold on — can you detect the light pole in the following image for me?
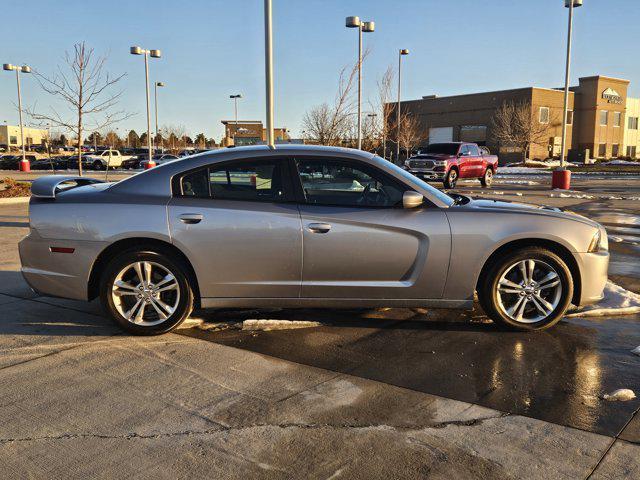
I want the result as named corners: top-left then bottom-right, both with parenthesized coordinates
top-left (229, 94), bottom-right (242, 145)
top-left (346, 16), bottom-right (375, 150)
top-left (396, 49), bottom-right (409, 163)
top-left (3, 63), bottom-right (31, 171)
top-left (264, 0), bottom-right (274, 148)
top-left (130, 46), bottom-right (161, 168)
top-left (554, 0), bottom-right (582, 190)
top-left (154, 81), bottom-right (164, 149)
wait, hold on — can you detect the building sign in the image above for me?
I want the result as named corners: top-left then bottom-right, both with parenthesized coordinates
top-left (602, 87), bottom-right (623, 104)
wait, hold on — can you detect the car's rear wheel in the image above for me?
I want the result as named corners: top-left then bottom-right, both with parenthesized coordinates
top-left (480, 168), bottom-right (493, 187)
top-left (479, 247), bottom-right (573, 331)
top-left (99, 250), bottom-right (194, 335)
top-left (92, 160), bottom-right (104, 170)
top-left (443, 169), bottom-right (458, 189)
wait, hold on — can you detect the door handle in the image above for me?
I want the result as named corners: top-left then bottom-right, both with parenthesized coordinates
top-left (307, 222), bottom-right (331, 234)
top-left (179, 213), bottom-right (203, 224)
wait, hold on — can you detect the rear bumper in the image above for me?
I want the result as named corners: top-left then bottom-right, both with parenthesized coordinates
top-left (18, 231), bottom-right (107, 301)
top-left (574, 250), bottom-right (609, 306)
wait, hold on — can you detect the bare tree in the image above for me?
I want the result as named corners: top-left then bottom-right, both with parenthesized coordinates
top-left (491, 101), bottom-right (559, 162)
top-left (375, 65), bottom-right (394, 159)
top-left (397, 112), bottom-right (423, 158)
top-left (301, 50), bottom-right (369, 146)
top-left (26, 42), bottom-right (130, 175)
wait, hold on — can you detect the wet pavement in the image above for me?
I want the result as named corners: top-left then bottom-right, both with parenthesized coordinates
top-left (180, 174), bottom-right (640, 440)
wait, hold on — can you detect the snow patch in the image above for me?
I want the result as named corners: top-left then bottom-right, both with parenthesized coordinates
top-left (242, 319), bottom-right (322, 331)
top-left (567, 281), bottom-right (640, 317)
top-left (602, 159), bottom-right (640, 166)
top-left (631, 346), bottom-right (640, 356)
top-left (496, 179), bottom-right (540, 185)
top-left (603, 389), bottom-right (636, 402)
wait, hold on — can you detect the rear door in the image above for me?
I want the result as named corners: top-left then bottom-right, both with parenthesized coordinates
top-left (293, 156), bottom-right (450, 300)
top-left (168, 157), bottom-right (302, 299)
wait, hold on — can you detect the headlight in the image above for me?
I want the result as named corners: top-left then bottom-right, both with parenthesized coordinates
top-left (587, 228), bottom-right (608, 252)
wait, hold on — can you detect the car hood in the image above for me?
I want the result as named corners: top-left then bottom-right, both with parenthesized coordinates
top-left (415, 153), bottom-right (454, 160)
top-left (458, 197), bottom-right (600, 228)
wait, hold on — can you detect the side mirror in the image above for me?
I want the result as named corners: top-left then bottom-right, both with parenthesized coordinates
top-left (403, 191), bottom-right (424, 209)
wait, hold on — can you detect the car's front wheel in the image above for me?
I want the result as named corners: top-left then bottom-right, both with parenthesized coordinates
top-left (479, 247), bottom-right (573, 330)
top-left (92, 160), bottom-right (104, 170)
top-left (480, 168), bottom-right (493, 187)
top-left (443, 169), bottom-right (458, 189)
top-left (99, 250), bottom-right (194, 335)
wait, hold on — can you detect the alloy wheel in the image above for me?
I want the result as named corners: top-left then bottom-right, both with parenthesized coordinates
top-left (495, 259), bottom-right (562, 323)
top-left (111, 261), bottom-right (181, 326)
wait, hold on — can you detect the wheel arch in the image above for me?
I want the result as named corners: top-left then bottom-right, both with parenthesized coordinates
top-left (476, 238), bottom-right (581, 306)
top-left (88, 237), bottom-right (201, 308)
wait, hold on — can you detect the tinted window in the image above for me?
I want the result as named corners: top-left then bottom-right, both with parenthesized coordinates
top-left (423, 143), bottom-right (459, 155)
top-left (181, 169), bottom-right (209, 197)
top-left (209, 160), bottom-right (285, 202)
top-left (467, 144), bottom-right (480, 156)
top-left (296, 158), bottom-right (405, 207)
top-left (459, 145), bottom-right (470, 156)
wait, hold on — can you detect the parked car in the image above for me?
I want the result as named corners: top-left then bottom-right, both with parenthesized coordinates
top-left (0, 154), bottom-right (39, 170)
top-left (139, 154), bottom-right (180, 169)
top-left (84, 149), bottom-right (134, 170)
top-left (20, 145), bottom-right (608, 335)
top-left (405, 142), bottom-right (499, 188)
top-left (0, 155), bottom-right (21, 170)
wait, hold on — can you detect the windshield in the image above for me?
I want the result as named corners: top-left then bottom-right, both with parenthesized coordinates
top-left (421, 143), bottom-right (460, 155)
top-left (373, 156), bottom-right (455, 207)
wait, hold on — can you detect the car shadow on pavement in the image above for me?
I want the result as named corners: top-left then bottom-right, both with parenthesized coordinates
top-left (0, 270), bottom-right (116, 337)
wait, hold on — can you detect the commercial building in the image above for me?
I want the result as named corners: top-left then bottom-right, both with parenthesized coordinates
top-left (0, 124), bottom-right (49, 149)
top-left (220, 120), bottom-right (290, 147)
top-left (393, 75), bottom-right (638, 163)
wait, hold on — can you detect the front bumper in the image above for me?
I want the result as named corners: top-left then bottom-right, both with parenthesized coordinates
top-left (406, 169), bottom-right (445, 181)
top-left (574, 250), bottom-right (609, 306)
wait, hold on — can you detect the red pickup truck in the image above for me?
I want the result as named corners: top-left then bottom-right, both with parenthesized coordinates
top-left (404, 142), bottom-right (499, 189)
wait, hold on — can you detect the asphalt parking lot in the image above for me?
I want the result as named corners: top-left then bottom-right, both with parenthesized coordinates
top-left (0, 172), bottom-right (639, 478)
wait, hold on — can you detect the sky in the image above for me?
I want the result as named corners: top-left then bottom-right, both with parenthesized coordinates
top-left (1, 0), bottom-right (639, 141)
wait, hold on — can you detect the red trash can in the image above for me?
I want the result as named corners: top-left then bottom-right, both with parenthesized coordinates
top-left (551, 169), bottom-right (571, 190)
top-left (19, 159), bottom-right (30, 172)
top-left (145, 159), bottom-right (156, 170)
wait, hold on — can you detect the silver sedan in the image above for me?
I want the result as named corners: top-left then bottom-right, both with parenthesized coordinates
top-left (19, 145), bottom-right (609, 334)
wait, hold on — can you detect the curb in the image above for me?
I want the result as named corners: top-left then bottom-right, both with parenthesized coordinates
top-left (0, 197), bottom-right (30, 205)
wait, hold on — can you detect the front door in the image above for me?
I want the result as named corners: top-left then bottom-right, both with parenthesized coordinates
top-left (168, 157), bottom-right (302, 299)
top-left (293, 156), bottom-right (451, 300)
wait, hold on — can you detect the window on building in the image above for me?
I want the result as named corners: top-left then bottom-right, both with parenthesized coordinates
top-left (598, 143), bottom-right (607, 158)
top-left (566, 110), bottom-right (573, 126)
top-left (539, 107), bottom-right (550, 124)
top-left (9, 136), bottom-right (17, 145)
top-left (600, 110), bottom-right (608, 126)
top-left (628, 117), bottom-right (639, 130)
top-left (612, 144), bottom-right (619, 158)
top-left (613, 112), bottom-right (622, 128)
top-left (626, 146), bottom-right (637, 158)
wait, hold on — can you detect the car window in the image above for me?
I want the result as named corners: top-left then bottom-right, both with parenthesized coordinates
top-left (467, 145), bottom-right (480, 156)
top-left (295, 158), bottom-right (406, 207)
top-left (179, 159), bottom-right (287, 202)
top-left (459, 145), bottom-right (470, 156)
top-left (181, 169), bottom-right (209, 197)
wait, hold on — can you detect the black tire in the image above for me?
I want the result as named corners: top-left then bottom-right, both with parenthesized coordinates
top-left (99, 249), bottom-right (194, 335)
top-left (93, 160), bottom-right (104, 170)
top-left (443, 168), bottom-right (458, 189)
top-left (480, 167), bottom-right (493, 188)
top-left (478, 247), bottom-right (573, 331)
